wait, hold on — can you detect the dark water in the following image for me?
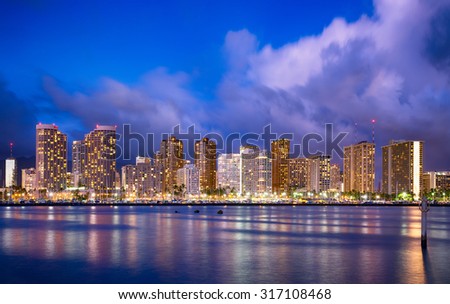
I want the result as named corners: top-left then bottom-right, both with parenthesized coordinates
top-left (0, 205), bottom-right (449, 284)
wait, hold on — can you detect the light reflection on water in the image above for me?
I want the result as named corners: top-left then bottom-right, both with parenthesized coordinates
top-left (0, 206), bottom-right (449, 283)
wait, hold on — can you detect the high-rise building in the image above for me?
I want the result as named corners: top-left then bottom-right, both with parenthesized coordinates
top-left (255, 150), bottom-right (272, 195)
top-left (115, 171), bottom-right (121, 190)
top-left (422, 172), bottom-right (435, 194)
top-left (36, 123), bottom-right (68, 192)
top-left (176, 163), bottom-right (200, 196)
top-left (160, 136), bottom-right (184, 194)
top-left (5, 157), bottom-right (17, 188)
top-left (330, 164), bottom-right (342, 191)
top-left (153, 152), bottom-right (164, 196)
top-left (83, 125), bottom-right (116, 197)
top-left (217, 153), bottom-right (241, 193)
top-left (240, 146), bottom-right (272, 195)
top-left (271, 139), bottom-right (290, 194)
top-left (21, 168), bottom-right (36, 192)
top-left (288, 158), bottom-right (310, 190)
top-left (135, 156), bottom-right (153, 198)
top-left (309, 155), bottom-right (331, 193)
top-left (241, 146), bottom-right (257, 195)
top-left (121, 158), bottom-right (155, 199)
top-left (72, 140), bottom-right (85, 187)
top-left (195, 138), bottom-right (217, 192)
top-left (343, 141), bottom-right (375, 193)
top-left (121, 164), bottom-right (137, 197)
top-left (435, 172), bottom-right (450, 191)
top-left (382, 140), bottom-right (423, 199)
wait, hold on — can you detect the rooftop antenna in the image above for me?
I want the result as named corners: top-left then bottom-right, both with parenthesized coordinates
top-left (9, 142), bottom-right (13, 157)
top-left (354, 122), bottom-right (359, 143)
top-left (371, 119), bottom-right (376, 144)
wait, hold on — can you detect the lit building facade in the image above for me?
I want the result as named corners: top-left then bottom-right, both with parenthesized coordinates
top-left (382, 140), bottom-right (423, 199)
top-left (5, 157), bottom-right (17, 188)
top-left (153, 152), bottom-right (164, 196)
top-left (36, 123), bottom-right (68, 192)
top-left (83, 125), bottom-right (116, 197)
top-left (330, 164), bottom-right (342, 191)
top-left (121, 164), bottom-right (137, 197)
top-left (72, 140), bottom-right (85, 187)
top-left (217, 153), bottom-right (241, 193)
top-left (271, 139), bottom-right (290, 194)
top-left (195, 138), bottom-right (217, 192)
top-left (21, 168), bottom-right (36, 192)
top-left (135, 157), bottom-right (153, 198)
top-left (343, 141), bottom-right (375, 193)
top-left (240, 146), bottom-right (272, 196)
top-left (160, 136), bottom-right (184, 194)
top-left (435, 172), bottom-right (450, 190)
top-left (121, 158), bottom-right (155, 199)
top-left (288, 157), bottom-right (310, 190)
top-left (176, 163), bottom-right (200, 196)
top-left (255, 150), bottom-right (272, 195)
top-left (309, 155), bottom-right (331, 193)
top-left (423, 171), bottom-right (450, 193)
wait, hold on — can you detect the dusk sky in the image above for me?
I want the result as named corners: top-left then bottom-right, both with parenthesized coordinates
top-left (1, 0), bottom-right (450, 174)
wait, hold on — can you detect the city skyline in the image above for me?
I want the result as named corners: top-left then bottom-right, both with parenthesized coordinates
top-left (1, 121), bottom-right (450, 192)
top-left (1, 0), bottom-right (450, 177)
top-left (2, 122), bottom-right (447, 201)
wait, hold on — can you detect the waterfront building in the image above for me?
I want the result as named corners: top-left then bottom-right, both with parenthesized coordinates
top-left (160, 136), bottom-right (184, 194)
top-left (240, 146), bottom-right (272, 196)
top-left (121, 164), bottom-right (137, 197)
top-left (382, 140), bottom-right (423, 199)
top-left (176, 163), bottom-right (200, 196)
top-left (288, 157), bottom-right (310, 190)
top-left (121, 157), bottom-right (159, 199)
top-left (35, 123), bottom-right (67, 192)
top-left (135, 157), bottom-right (153, 198)
top-left (21, 168), bottom-right (36, 192)
top-left (330, 163), bottom-right (343, 191)
top-left (422, 172), bottom-right (435, 193)
top-left (435, 172), bottom-right (450, 191)
top-left (115, 171), bottom-right (121, 191)
top-left (153, 152), bottom-right (164, 196)
top-left (217, 153), bottom-right (241, 194)
top-left (423, 171), bottom-right (450, 193)
top-left (343, 141), bottom-right (375, 193)
top-left (5, 157), bottom-right (17, 188)
top-left (255, 150), bottom-right (272, 195)
top-left (195, 138), bottom-right (217, 192)
top-left (309, 155), bottom-right (331, 193)
top-left (271, 139), bottom-right (290, 194)
top-left (72, 140), bottom-right (85, 187)
top-left (83, 125), bottom-right (116, 197)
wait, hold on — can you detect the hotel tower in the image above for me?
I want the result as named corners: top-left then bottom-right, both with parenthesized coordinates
top-left (271, 139), bottom-right (290, 194)
top-left (83, 125), bottom-right (117, 197)
top-left (35, 123), bottom-right (67, 191)
top-left (343, 141), bottom-right (375, 193)
top-left (195, 137), bottom-right (217, 192)
top-left (382, 140), bottom-right (423, 199)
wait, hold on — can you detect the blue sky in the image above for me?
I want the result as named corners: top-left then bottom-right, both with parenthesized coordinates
top-left (0, 0), bottom-right (373, 98)
top-left (1, 0), bottom-right (450, 176)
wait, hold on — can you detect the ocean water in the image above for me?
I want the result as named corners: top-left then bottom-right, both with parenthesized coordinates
top-left (0, 205), bottom-right (449, 283)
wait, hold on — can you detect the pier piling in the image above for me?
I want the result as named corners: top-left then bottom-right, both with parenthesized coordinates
top-left (419, 198), bottom-right (430, 248)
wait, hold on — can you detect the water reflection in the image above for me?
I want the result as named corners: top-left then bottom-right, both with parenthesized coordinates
top-left (0, 206), bottom-right (449, 283)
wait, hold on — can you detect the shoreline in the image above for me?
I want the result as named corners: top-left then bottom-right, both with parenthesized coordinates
top-left (0, 202), bottom-right (448, 207)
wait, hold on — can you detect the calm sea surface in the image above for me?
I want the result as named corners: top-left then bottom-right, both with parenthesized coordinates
top-left (0, 205), bottom-right (449, 284)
